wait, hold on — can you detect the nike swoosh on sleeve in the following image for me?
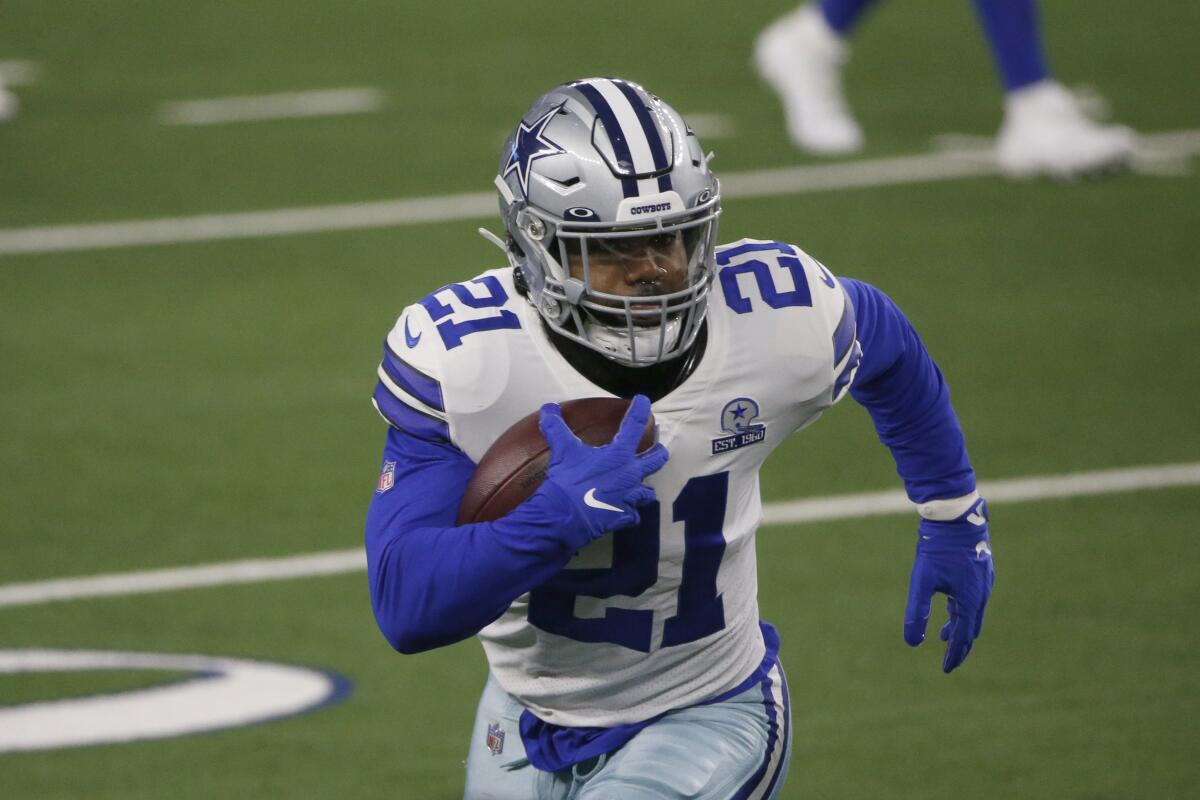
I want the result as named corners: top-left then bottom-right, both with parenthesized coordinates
top-left (404, 317), bottom-right (421, 348)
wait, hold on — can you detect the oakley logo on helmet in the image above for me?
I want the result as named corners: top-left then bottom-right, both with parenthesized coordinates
top-left (566, 207), bottom-right (600, 221)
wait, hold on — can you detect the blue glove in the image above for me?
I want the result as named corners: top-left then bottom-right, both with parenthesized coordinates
top-left (903, 498), bottom-right (995, 673)
top-left (537, 394), bottom-right (669, 541)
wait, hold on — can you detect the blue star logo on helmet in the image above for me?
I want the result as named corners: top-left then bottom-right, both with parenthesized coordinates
top-left (503, 103), bottom-right (566, 198)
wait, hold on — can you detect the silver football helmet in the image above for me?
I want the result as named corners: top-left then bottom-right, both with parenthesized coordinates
top-left (489, 78), bottom-right (721, 367)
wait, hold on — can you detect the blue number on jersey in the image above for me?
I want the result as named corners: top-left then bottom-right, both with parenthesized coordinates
top-left (528, 473), bottom-right (729, 653)
top-left (419, 276), bottom-right (521, 349)
top-left (717, 241), bottom-right (814, 314)
top-left (527, 508), bottom-right (659, 652)
top-left (662, 473), bottom-right (728, 646)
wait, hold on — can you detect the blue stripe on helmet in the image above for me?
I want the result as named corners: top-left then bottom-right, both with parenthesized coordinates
top-left (612, 80), bottom-right (673, 193)
top-left (573, 81), bottom-right (639, 198)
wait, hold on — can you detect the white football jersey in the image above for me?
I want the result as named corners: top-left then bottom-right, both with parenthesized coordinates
top-left (376, 239), bottom-right (860, 727)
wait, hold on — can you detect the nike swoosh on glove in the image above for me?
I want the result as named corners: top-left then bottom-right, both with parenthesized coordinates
top-left (538, 394), bottom-right (669, 541)
top-left (903, 498), bottom-right (995, 673)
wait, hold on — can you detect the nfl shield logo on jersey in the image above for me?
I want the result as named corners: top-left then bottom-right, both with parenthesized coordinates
top-left (486, 722), bottom-right (505, 756)
top-left (376, 460), bottom-right (396, 493)
top-left (711, 397), bottom-right (767, 454)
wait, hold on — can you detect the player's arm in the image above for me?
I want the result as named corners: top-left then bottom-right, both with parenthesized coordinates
top-left (839, 279), bottom-right (975, 499)
top-left (839, 278), bottom-right (994, 673)
top-left (365, 398), bottom-right (665, 655)
top-left (366, 427), bottom-right (574, 654)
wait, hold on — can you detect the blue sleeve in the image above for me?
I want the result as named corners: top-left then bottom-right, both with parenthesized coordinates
top-left (839, 279), bottom-right (976, 503)
top-left (365, 426), bottom-right (589, 654)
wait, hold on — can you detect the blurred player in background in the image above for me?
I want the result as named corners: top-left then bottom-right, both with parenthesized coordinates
top-left (0, 74), bottom-right (16, 122)
top-left (755, 0), bottom-right (1135, 177)
top-left (365, 78), bottom-right (994, 798)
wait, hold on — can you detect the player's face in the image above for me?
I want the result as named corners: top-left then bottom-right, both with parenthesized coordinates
top-left (565, 231), bottom-right (689, 306)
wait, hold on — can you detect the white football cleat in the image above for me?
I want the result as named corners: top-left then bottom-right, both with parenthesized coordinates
top-left (996, 81), bottom-right (1135, 178)
top-left (754, 5), bottom-right (863, 155)
top-left (0, 85), bottom-right (17, 123)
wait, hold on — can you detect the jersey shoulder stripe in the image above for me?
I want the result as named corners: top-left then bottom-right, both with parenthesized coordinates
top-left (372, 304), bottom-right (451, 441)
top-left (371, 269), bottom-right (523, 443)
top-left (371, 376), bottom-right (449, 441)
top-left (381, 342), bottom-right (444, 412)
top-left (369, 383), bottom-right (451, 441)
top-left (831, 282), bottom-right (857, 365)
top-left (832, 340), bottom-right (862, 403)
top-left (831, 283), bottom-right (862, 403)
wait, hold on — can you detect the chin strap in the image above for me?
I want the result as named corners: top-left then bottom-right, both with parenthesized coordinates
top-left (477, 227), bottom-right (506, 253)
top-left (478, 227), bottom-right (526, 277)
top-left (478, 227), bottom-right (517, 261)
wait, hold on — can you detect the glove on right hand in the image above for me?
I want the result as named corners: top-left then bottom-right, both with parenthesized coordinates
top-left (538, 394), bottom-right (669, 541)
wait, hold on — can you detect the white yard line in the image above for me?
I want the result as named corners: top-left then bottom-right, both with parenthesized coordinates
top-left (0, 461), bottom-right (1196, 610)
top-left (0, 192), bottom-right (499, 254)
top-left (158, 87), bottom-right (385, 126)
top-left (0, 551), bottom-right (367, 610)
top-left (2, 129), bottom-right (1196, 257)
top-left (760, 461), bottom-right (1200, 525)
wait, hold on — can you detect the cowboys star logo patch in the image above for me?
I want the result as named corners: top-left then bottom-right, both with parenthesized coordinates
top-left (711, 397), bottom-right (767, 454)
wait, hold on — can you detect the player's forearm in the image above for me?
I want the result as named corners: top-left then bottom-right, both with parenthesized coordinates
top-left (366, 481), bottom-right (586, 654)
top-left (841, 279), bottom-right (976, 502)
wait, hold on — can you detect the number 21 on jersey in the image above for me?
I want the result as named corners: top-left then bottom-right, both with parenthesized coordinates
top-left (419, 276), bottom-right (521, 350)
top-left (528, 472), bottom-right (729, 653)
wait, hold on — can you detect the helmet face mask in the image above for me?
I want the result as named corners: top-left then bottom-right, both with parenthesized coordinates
top-left (496, 78), bottom-right (721, 367)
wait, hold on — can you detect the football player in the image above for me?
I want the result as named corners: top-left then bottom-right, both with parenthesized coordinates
top-left (365, 78), bottom-right (994, 799)
top-left (755, 0), bottom-right (1134, 177)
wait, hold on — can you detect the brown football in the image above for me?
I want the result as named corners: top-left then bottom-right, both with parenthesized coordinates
top-left (456, 397), bottom-right (657, 524)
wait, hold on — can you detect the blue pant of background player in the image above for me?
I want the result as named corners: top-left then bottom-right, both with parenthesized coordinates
top-left (821, 0), bottom-right (1048, 91)
top-left (463, 665), bottom-right (792, 799)
top-left (754, 0), bottom-right (1134, 177)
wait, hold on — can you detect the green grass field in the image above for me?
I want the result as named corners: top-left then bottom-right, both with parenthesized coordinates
top-left (2, 1), bottom-right (1198, 797)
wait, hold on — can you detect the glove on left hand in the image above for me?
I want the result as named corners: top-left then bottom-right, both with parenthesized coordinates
top-left (903, 498), bottom-right (995, 673)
